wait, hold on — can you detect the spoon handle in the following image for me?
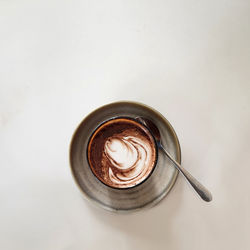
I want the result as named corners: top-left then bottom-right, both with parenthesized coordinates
top-left (160, 145), bottom-right (212, 202)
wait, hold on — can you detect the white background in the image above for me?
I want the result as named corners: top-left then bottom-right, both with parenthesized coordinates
top-left (0, 1), bottom-right (250, 249)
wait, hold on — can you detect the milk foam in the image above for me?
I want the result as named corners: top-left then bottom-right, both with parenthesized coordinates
top-left (104, 135), bottom-right (153, 185)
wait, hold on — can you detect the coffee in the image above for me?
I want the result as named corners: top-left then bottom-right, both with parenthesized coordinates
top-left (87, 117), bottom-right (157, 188)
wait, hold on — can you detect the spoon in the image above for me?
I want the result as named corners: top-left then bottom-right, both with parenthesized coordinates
top-left (136, 117), bottom-right (212, 202)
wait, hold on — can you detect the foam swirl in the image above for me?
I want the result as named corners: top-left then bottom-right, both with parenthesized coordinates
top-left (104, 135), bottom-right (153, 186)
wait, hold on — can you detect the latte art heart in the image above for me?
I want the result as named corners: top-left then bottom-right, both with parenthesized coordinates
top-left (104, 136), bottom-right (152, 185)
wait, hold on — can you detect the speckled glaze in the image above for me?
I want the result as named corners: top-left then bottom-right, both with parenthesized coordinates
top-left (69, 101), bottom-right (181, 213)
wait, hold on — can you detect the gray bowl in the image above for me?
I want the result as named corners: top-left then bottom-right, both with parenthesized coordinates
top-left (69, 101), bottom-right (181, 213)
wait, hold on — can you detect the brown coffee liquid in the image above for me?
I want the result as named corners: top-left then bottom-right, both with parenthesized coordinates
top-left (87, 118), bottom-right (157, 188)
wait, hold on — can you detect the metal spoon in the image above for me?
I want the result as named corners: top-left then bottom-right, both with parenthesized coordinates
top-left (136, 117), bottom-right (212, 202)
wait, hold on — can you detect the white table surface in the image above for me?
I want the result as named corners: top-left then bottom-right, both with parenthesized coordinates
top-left (1, 1), bottom-right (250, 249)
